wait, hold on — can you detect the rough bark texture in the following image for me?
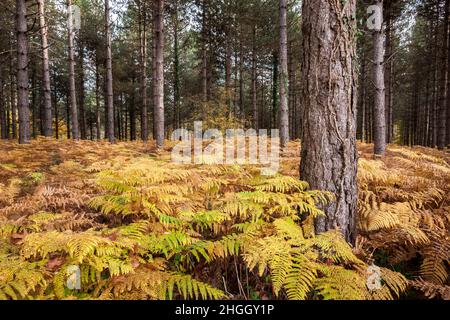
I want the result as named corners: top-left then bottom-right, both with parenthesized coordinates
top-left (373, 0), bottom-right (386, 155)
top-left (153, 0), bottom-right (165, 148)
top-left (95, 55), bottom-right (101, 140)
top-left (16, 0), bottom-right (30, 144)
top-left (67, 0), bottom-right (79, 140)
top-left (173, 0), bottom-right (180, 129)
top-left (300, 0), bottom-right (358, 243)
top-left (38, 0), bottom-right (52, 137)
top-left (279, 0), bottom-right (289, 147)
top-left (105, 0), bottom-right (115, 143)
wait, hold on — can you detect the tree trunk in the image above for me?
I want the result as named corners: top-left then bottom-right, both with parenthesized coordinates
top-left (16, 0), bottom-right (30, 144)
top-left (95, 54), bottom-right (102, 140)
top-left (173, 0), bottom-right (180, 129)
top-left (279, 0), bottom-right (289, 147)
top-left (300, 0), bottom-right (358, 244)
top-left (373, 0), bottom-right (386, 155)
top-left (272, 52), bottom-right (278, 129)
top-left (67, 0), bottom-right (79, 140)
top-left (10, 50), bottom-right (17, 139)
top-left (201, 0), bottom-right (208, 107)
top-left (251, 25), bottom-right (258, 129)
top-left (438, 0), bottom-right (450, 150)
top-left (37, 0), bottom-right (53, 137)
top-left (0, 71), bottom-right (6, 139)
top-left (78, 42), bottom-right (87, 140)
top-left (105, 0), bottom-right (115, 143)
top-left (384, 1), bottom-right (393, 144)
top-left (138, 0), bottom-right (148, 141)
top-left (153, 0), bottom-right (165, 148)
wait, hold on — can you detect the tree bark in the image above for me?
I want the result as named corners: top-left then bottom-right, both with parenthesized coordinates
top-left (78, 42), bottom-right (87, 140)
top-left (105, 0), bottom-right (115, 143)
top-left (0, 70), bottom-right (6, 139)
top-left (373, 0), bottom-right (386, 155)
top-left (153, 0), bottom-right (165, 148)
top-left (300, 0), bottom-right (358, 244)
top-left (438, 0), bottom-right (450, 150)
top-left (173, 0), bottom-right (180, 129)
top-left (37, 0), bottom-right (52, 137)
top-left (137, 0), bottom-right (148, 141)
top-left (251, 25), bottom-right (258, 129)
top-left (279, 0), bottom-right (289, 147)
top-left (16, 0), bottom-right (30, 144)
top-left (67, 0), bottom-right (79, 140)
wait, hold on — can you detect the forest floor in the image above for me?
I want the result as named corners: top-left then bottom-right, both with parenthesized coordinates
top-left (0, 139), bottom-right (449, 300)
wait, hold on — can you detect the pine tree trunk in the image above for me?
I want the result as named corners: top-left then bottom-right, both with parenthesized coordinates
top-left (105, 0), bottom-right (115, 143)
top-left (201, 0), bottom-right (208, 107)
top-left (95, 55), bottom-right (102, 140)
top-left (173, 0), bottom-right (180, 129)
top-left (78, 42), bottom-right (87, 140)
top-left (438, 0), bottom-right (449, 150)
top-left (16, 0), bottom-right (30, 144)
top-left (373, 0), bottom-right (386, 155)
top-left (251, 25), bottom-right (258, 129)
top-left (37, 0), bottom-right (52, 137)
top-left (279, 0), bottom-right (289, 147)
top-left (153, 0), bottom-right (165, 148)
top-left (67, 0), bottom-right (79, 140)
top-left (10, 51), bottom-right (17, 139)
top-left (300, 0), bottom-right (358, 244)
top-left (384, 1), bottom-right (393, 144)
top-left (0, 71), bottom-right (6, 139)
top-left (137, 0), bottom-right (148, 141)
top-left (272, 53), bottom-right (278, 129)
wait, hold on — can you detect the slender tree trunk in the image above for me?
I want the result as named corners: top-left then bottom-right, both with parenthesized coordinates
top-left (138, 0), bottom-right (148, 141)
top-left (384, 1), bottom-right (393, 144)
top-left (78, 42), bottom-right (87, 140)
top-left (438, 0), bottom-right (450, 150)
top-left (201, 0), bottom-right (208, 108)
top-left (37, 0), bottom-right (53, 137)
top-left (251, 25), bottom-right (258, 129)
top-left (153, 0), bottom-right (165, 148)
top-left (105, 0), bottom-right (115, 143)
top-left (300, 0), bottom-right (358, 244)
top-left (67, 0), bottom-right (79, 140)
top-left (10, 43), bottom-right (17, 139)
top-left (0, 71), bottom-right (6, 139)
top-left (95, 55), bottom-right (102, 140)
top-left (279, 0), bottom-right (289, 147)
top-left (360, 50), bottom-right (367, 142)
top-left (16, 0), bottom-right (30, 144)
top-left (173, 0), bottom-right (180, 129)
top-left (373, 0), bottom-right (386, 155)
top-left (225, 6), bottom-right (232, 113)
top-left (272, 52), bottom-right (278, 129)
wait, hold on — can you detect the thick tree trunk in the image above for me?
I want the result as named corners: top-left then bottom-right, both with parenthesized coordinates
top-left (67, 0), bottom-right (79, 140)
top-left (279, 0), bottom-right (289, 147)
top-left (153, 0), bottom-right (165, 148)
top-left (38, 0), bottom-right (52, 137)
top-left (438, 0), bottom-right (449, 150)
top-left (105, 0), bottom-right (115, 143)
top-left (373, 0), bottom-right (386, 155)
top-left (300, 0), bottom-right (358, 244)
top-left (16, 0), bottom-right (30, 144)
